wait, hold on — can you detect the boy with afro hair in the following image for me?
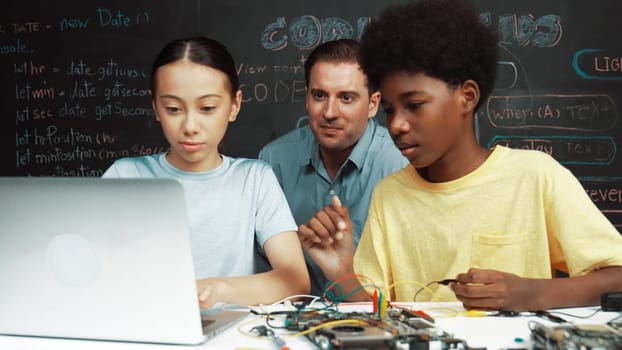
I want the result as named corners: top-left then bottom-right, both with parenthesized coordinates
top-left (298, 0), bottom-right (622, 311)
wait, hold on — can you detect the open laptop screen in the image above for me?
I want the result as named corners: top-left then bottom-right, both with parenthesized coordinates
top-left (0, 177), bottom-right (209, 344)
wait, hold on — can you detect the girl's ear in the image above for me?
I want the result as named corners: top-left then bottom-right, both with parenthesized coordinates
top-left (460, 79), bottom-right (480, 113)
top-left (229, 89), bottom-right (243, 122)
top-left (151, 91), bottom-right (160, 121)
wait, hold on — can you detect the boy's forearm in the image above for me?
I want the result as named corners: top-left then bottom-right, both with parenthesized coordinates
top-left (533, 266), bottom-right (622, 310)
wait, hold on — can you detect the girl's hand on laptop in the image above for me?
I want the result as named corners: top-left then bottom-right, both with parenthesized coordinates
top-left (197, 279), bottom-right (219, 309)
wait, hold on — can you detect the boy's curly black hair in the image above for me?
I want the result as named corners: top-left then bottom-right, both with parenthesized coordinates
top-left (360, 0), bottom-right (498, 111)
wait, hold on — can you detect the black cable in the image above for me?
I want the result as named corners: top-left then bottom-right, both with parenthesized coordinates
top-left (549, 307), bottom-right (601, 319)
top-left (413, 279), bottom-right (457, 302)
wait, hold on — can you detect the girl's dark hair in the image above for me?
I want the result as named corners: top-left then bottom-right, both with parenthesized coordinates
top-left (360, 0), bottom-right (498, 111)
top-left (149, 36), bottom-right (239, 96)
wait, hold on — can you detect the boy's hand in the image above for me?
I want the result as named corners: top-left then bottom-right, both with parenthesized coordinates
top-left (298, 196), bottom-right (356, 280)
top-left (451, 268), bottom-right (537, 311)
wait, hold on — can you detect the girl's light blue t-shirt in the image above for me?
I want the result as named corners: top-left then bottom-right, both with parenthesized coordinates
top-left (103, 154), bottom-right (297, 279)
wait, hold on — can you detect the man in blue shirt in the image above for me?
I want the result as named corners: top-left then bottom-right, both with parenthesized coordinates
top-left (259, 39), bottom-right (407, 295)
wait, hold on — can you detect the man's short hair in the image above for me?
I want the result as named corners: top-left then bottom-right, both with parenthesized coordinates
top-left (304, 38), bottom-right (375, 92)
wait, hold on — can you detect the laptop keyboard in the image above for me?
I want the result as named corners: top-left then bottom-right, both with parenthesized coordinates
top-left (201, 317), bottom-right (216, 328)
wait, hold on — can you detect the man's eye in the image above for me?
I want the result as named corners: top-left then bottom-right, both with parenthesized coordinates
top-left (312, 91), bottom-right (326, 100)
top-left (382, 107), bottom-right (394, 117)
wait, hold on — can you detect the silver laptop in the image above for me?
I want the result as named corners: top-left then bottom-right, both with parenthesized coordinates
top-left (0, 177), bottom-right (248, 345)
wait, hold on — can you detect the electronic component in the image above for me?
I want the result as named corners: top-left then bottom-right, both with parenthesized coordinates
top-left (601, 291), bottom-right (622, 311)
top-left (529, 320), bottom-right (622, 350)
top-left (250, 325), bottom-right (289, 350)
top-left (284, 307), bottom-right (466, 349)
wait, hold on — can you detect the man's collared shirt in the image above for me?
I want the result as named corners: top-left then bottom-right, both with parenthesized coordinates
top-left (259, 118), bottom-right (407, 295)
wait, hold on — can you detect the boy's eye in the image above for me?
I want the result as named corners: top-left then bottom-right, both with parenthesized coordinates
top-left (382, 107), bottom-right (394, 117)
top-left (406, 102), bottom-right (423, 111)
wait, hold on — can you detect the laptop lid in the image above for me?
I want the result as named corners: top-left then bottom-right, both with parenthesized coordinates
top-left (0, 177), bottom-right (214, 345)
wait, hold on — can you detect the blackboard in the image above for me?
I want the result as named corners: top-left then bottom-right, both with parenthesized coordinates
top-left (1, 0), bottom-right (620, 233)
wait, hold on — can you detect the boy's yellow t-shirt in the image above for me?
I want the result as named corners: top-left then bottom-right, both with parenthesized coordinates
top-left (354, 145), bottom-right (622, 302)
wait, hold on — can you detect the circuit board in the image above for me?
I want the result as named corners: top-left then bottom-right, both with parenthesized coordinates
top-left (284, 307), bottom-right (467, 350)
top-left (529, 320), bottom-right (622, 350)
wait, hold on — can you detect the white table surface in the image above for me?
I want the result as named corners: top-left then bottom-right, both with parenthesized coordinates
top-left (1, 302), bottom-right (619, 350)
